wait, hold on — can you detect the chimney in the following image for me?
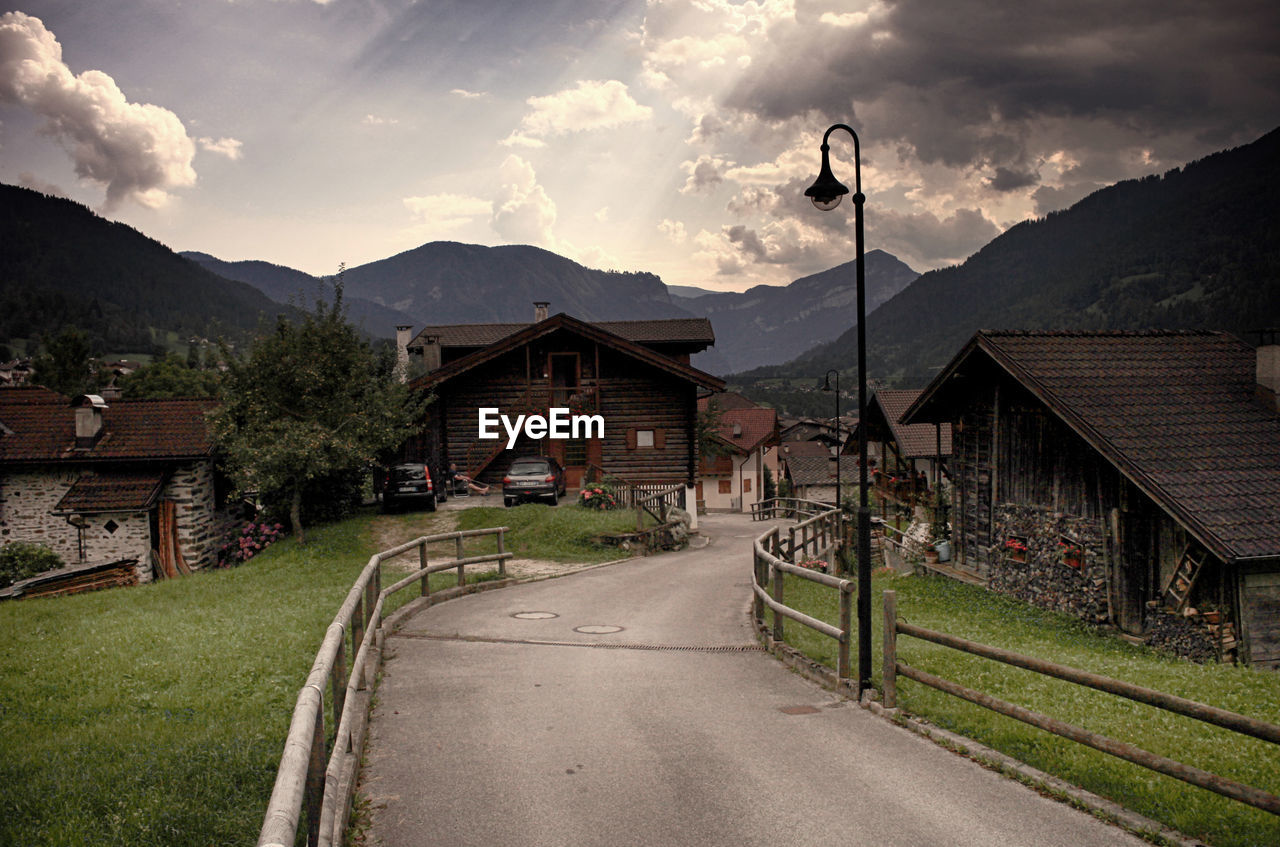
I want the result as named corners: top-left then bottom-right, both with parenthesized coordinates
top-left (395, 325), bottom-right (413, 382)
top-left (1258, 343), bottom-right (1280, 413)
top-left (73, 394), bottom-right (108, 449)
top-left (534, 301), bottom-right (549, 322)
top-left (422, 335), bottom-right (442, 372)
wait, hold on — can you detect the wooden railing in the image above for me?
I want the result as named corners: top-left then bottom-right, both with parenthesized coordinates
top-left (634, 484), bottom-right (686, 532)
top-left (751, 506), bottom-right (853, 687)
top-left (257, 528), bottom-right (513, 847)
top-left (750, 496), bottom-right (838, 522)
top-left (881, 589), bottom-right (1280, 816)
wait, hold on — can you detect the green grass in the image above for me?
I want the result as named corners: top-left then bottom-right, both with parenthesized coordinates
top-left (772, 570), bottom-right (1280, 847)
top-left (455, 502), bottom-right (655, 562)
top-left (0, 502), bottom-right (637, 847)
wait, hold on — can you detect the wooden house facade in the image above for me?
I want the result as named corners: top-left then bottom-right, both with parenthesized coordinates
top-left (904, 331), bottom-right (1280, 669)
top-left (405, 313), bottom-right (724, 490)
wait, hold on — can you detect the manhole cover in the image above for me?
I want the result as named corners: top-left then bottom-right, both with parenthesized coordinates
top-left (573, 625), bottom-right (624, 634)
top-left (778, 705), bottom-right (820, 715)
top-left (512, 612), bottom-right (559, 620)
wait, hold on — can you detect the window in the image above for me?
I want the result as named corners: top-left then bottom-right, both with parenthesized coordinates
top-left (627, 428), bottom-right (666, 450)
top-left (636, 429), bottom-right (655, 448)
top-left (563, 438), bottom-right (588, 466)
top-left (718, 480), bottom-right (732, 494)
top-left (743, 478), bottom-right (752, 493)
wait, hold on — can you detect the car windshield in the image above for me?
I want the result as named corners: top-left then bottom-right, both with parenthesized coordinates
top-left (509, 460), bottom-right (549, 475)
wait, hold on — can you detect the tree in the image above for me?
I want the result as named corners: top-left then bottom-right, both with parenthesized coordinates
top-left (119, 353), bottom-right (221, 399)
top-left (208, 281), bottom-right (426, 544)
top-left (30, 326), bottom-right (106, 397)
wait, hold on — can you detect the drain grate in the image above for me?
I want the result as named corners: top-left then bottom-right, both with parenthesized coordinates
top-left (394, 632), bottom-right (765, 653)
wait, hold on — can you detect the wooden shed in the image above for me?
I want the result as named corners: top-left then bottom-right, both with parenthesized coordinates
top-left (903, 330), bottom-right (1280, 669)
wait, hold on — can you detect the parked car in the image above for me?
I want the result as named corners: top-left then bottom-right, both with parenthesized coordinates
top-left (381, 462), bottom-right (448, 512)
top-left (503, 456), bottom-right (566, 507)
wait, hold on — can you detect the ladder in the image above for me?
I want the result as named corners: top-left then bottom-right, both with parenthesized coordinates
top-left (1161, 545), bottom-right (1208, 612)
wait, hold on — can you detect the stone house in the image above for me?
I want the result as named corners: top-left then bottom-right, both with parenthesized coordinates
top-left (0, 388), bottom-right (219, 585)
top-left (903, 330), bottom-right (1280, 668)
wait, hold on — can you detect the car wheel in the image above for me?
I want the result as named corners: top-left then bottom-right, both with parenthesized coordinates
top-left (545, 493), bottom-right (558, 506)
top-left (504, 497), bottom-right (515, 508)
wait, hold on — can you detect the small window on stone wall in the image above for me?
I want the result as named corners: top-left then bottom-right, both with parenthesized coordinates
top-left (1004, 534), bottom-right (1028, 563)
top-left (1058, 535), bottom-right (1083, 569)
top-left (104, 519), bottom-right (120, 535)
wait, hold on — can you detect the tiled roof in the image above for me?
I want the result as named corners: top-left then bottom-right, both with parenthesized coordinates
top-left (785, 455), bottom-right (861, 487)
top-left (412, 317), bottom-right (715, 348)
top-left (54, 471), bottom-right (167, 514)
top-left (0, 398), bottom-right (215, 463)
top-left (697, 391), bottom-right (764, 413)
top-left (779, 440), bottom-right (834, 459)
top-left (711, 407), bottom-right (778, 453)
top-left (873, 389), bottom-right (952, 458)
top-left (912, 330), bottom-right (1280, 561)
top-left (0, 386), bottom-right (68, 406)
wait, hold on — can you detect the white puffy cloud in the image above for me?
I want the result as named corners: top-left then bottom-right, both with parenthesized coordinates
top-left (505, 79), bottom-right (652, 143)
top-left (659, 218), bottom-right (687, 243)
top-left (680, 154), bottom-right (731, 194)
top-left (198, 136), bottom-right (244, 160)
top-left (0, 12), bottom-right (197, 209)
top-left (491, 155), bottom-right (557, 247)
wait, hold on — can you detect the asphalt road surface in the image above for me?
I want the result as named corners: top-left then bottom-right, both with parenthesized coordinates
top-left (363, 513), bottom-right (1147, 847)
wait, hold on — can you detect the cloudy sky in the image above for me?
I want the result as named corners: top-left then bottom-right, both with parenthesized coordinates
top-left (2, 1), bottom-right (1278, 291)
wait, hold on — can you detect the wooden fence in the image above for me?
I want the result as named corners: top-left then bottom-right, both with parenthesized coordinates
top-left (257, 528), bottom-right (513, 847)
top-left (749, 496), bottom-right (838, 522)
top-left (752, 506), bottom-right (854, 686)
top-left (882, 589), bottom-right (1280, 816)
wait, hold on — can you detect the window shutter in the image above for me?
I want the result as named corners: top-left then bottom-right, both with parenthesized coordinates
top-left (626, 428), bottom-right (637, 450)
top-left (654, 428), bottom-right (666, 449)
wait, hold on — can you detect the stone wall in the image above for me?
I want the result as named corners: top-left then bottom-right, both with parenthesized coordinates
top-left (166, 460), bottom-right (217, 570)
top-left (1, 459), bottom-right (219, 582)
top-left (0, 469), bottom-right (153, 582)
top-left (990, 503), bottom-right (1109, 624)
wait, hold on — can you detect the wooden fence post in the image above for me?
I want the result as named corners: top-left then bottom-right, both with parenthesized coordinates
top-left (497, 529), bottom-right (507, 577)
top-left (419, 543), bottom-right (429, 596)
top-left (331, 637), bottom-right (347, 732)
top-left (455, 535), bottom-right (466, 587)
top-left (788, 526), bottom-right (797, 562)
top-left (883, 590), bottom-right (897, 709)
top-left (771, 561), bottom-right (785, 642)
top-left (305, 696), bottom-right (326, 847)
top-left (838, 583), bottom-right (852, 683)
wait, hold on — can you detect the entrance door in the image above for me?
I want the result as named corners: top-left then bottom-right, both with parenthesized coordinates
top-left (1108, 505), bottom-right (1153, 635)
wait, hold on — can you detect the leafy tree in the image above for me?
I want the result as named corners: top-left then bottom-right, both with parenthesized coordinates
top-left (763, 465), bottom-right (777, 500)
top-left (696, 398), bottom-right (730, 461)
top-left (30, 327), bottom-right (106, 397)
top-left (119, 353), bottom-right (221, 399)
top-left (208, 282), bottom-right (426, 544)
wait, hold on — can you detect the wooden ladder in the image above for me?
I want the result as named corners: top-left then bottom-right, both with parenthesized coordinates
top-left (1161, 545), bottom-right (1207, 612)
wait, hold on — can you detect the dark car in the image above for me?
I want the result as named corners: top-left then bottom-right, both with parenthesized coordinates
top-left (502, 456), bottom-right (566, 507)
top-left (381, 462), bottom-right (448, 512)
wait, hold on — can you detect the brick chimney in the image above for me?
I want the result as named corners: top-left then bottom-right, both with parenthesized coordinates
top-left (1258, 343), bottom-right (1280, 413)
top-left (395, 325), bottom-right (413, 382)
top-left (73, 394), bottom-right (108, 449)
top-left (534, 301), bottom-right (549, 322)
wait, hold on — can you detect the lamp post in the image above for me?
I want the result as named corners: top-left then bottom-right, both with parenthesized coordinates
top-left (821, 367), bottom-right (841, 528)
top-left (805, 123), bottom-right (873, 697)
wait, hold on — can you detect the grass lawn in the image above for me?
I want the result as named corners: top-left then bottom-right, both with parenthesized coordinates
top-left (773, 569), bottom-right (1280, 847)
top-left (0, 502), bottom-right (639, 847)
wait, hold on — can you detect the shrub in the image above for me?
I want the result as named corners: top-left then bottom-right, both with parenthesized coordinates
top-left (217, 522), bottom-right (285, 567)
top-left (0, 542), bottom-right (63, 588)
top-left (578, 484), bottom-right (620, 511)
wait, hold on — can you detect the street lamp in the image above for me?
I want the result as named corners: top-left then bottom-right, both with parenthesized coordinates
top-left (806, 123), bottom-right (873, 697)
top-left (821, 368), bottom-right (841, 525)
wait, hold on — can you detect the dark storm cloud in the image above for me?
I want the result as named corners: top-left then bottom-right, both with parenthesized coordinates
top-left (728, 0), bottom-right (1280, 175)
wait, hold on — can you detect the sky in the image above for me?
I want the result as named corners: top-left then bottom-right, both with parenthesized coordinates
top-left (2, 1), bottom-right (1278, 293)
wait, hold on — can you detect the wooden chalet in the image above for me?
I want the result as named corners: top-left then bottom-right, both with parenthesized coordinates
top-left (903, 330), bottom-right (1280, 668)
top-left (862, 388), bottom-right (951, 507)
top-left (405, 310), bottom-right (724, 491)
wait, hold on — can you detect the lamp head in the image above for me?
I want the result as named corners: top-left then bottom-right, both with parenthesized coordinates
top-left (804, 143), bottom-right (849, 211)
top-left (821, 372), bottom-right (834, 392)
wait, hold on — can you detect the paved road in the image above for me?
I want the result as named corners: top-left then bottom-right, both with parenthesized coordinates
top-left (363, 513), bottom-right (1146, 847)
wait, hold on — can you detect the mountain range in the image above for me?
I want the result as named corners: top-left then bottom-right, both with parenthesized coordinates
top-left (739, 124), bottom-right (1280, 397)
top-left (2, 125), bottom-right (1274, 386)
